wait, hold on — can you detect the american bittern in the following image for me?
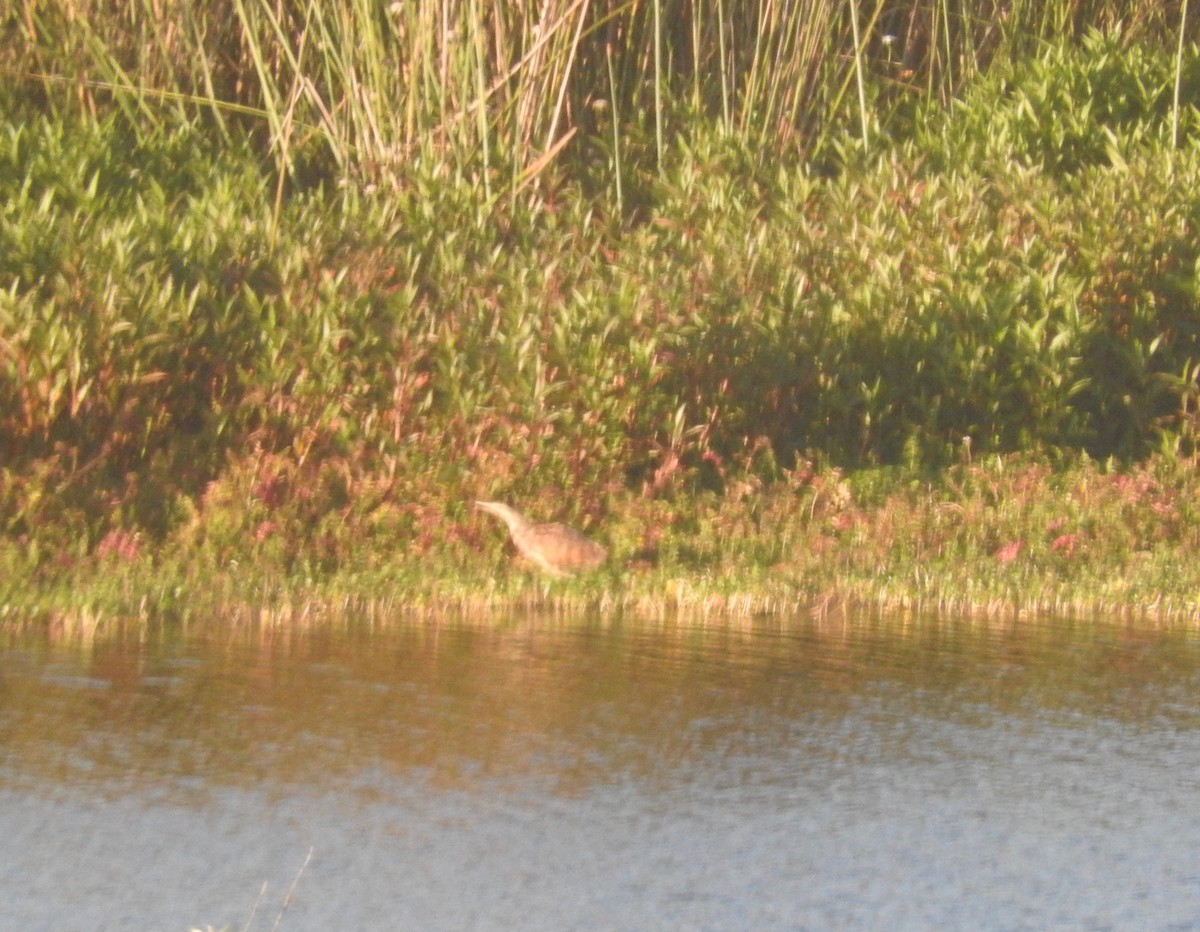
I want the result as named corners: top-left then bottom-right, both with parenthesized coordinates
top-left (475, 501), bottom-right (606, 578)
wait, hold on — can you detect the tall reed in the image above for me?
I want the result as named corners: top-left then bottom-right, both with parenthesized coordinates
top-left (10, 1), bottom-right (1189, 195)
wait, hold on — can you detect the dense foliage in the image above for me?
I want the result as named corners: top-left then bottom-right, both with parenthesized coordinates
top-left (1, 3), bottom-right (1199, 619)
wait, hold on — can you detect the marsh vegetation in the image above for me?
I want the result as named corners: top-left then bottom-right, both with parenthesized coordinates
top-left (2, 1), bottom-right (1200, 624)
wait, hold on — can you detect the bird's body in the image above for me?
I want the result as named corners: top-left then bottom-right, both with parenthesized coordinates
top-left (475, 501), bottom-right (606, 578)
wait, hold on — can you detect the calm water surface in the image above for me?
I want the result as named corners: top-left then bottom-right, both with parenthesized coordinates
top-left (2, 612), bottom-right (1200, 930)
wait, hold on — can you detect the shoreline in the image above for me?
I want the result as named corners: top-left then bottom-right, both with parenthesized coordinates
top-left (7, 455), bottom-right (1200, 631)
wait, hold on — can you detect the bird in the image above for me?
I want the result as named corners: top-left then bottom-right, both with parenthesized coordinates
top-left (475, 501), bottom-right (607, 578)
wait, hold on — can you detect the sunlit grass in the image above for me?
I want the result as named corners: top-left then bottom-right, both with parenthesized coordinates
top-left (5, 453), bottom-right (1200, 630)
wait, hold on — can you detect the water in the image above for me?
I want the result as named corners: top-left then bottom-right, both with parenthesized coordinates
top-left (2, 613), bottom-right (1200, 930)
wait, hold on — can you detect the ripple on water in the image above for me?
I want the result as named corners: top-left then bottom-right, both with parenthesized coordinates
top-left (1, 613), bottom-right (1199, 930)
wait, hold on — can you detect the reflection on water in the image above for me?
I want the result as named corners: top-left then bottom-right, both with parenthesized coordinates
top-left (2, 613), bottom-right (1200, 929)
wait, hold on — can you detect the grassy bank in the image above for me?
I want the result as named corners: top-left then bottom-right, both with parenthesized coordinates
top-left (6, 452), bottom-right (1200, 629)
top-left (3, 7), bottom-right (1200, 625)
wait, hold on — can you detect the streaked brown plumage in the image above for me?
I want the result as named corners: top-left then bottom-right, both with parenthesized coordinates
top-left (475, 501), bottom-right (606, 578)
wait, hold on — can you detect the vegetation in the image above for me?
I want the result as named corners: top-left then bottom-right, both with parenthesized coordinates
top-left (2, 2), bottom-right (1200, 626)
